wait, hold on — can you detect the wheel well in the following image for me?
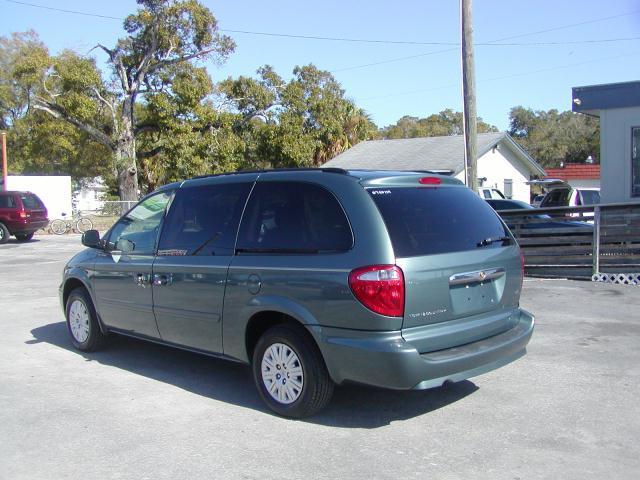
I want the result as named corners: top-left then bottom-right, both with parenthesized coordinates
top-left (62, 278), bottom-right (88, 307)
top-left (245, 311), bottom-right (306, 361)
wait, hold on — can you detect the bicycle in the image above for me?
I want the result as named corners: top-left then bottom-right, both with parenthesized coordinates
top-left (49, 213), bottom-right (94, 235)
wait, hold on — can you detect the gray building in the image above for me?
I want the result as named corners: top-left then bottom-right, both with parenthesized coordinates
top-left (322, 132), bottom-right (545, 202)
top-left (572, 81), bottom-right (640, 203)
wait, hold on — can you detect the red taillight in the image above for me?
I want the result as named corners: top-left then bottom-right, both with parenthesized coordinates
top-left (348, 265), bottom-right (405, 317)
top-left (419, 177), bottom-right (442, 185)
top-left (19, 210), bottom-right (29, 219)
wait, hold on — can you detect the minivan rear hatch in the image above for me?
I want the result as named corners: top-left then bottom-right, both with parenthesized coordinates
top-left (367, 179), bottom-right (522, 349)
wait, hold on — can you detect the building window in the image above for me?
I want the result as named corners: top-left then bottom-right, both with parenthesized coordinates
top-left (633, 127), bottom-right (640, 197)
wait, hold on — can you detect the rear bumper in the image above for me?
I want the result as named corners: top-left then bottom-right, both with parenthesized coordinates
top-left (311, 308), bottom-right (534, 390)
top-left (7, 219), bottom-right (48, 234)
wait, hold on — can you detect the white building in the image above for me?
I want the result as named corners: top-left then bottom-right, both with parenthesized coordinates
top-left (74, 177), bottom-right (108, 213)
top-left (322, 132), bottom-right (545, 203)
top-left (6, 175), bottom-right (72, 219)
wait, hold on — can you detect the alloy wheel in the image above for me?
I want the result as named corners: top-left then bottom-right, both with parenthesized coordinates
top-left (261, 343), bottom-right (304, 404)
top-left (69, 299), bottom-right (90, 343)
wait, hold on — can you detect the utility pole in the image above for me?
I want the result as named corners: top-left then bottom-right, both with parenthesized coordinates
top-left (1, 132), bottom-right (7, 192)
top-left (461, 0), bottom-right (478, 191)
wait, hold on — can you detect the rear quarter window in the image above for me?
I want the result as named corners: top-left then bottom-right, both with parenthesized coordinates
top-left (19, 194), bottom-right (44, 209)
top-left (369, 186), bottom-right (510, 257)
top-left (237, 181), bottom-right (353, 253)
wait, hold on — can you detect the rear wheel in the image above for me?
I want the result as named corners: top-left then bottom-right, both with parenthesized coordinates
top-left (15, 232), bottom-right (34, 242)
top-left (252, 324), bottom-right (334, 418)
top-left (75, 217), bottom-right (93, 234)
top-left (65, 287), bottom-right (107, 352)
top-left (0, 223), bottom-right (9, 244)
top-left (50, 219), bottom-right (67, 235)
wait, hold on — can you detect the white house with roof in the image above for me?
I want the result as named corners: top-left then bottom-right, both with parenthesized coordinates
top-left (322, 132), bottom-right (545, 203)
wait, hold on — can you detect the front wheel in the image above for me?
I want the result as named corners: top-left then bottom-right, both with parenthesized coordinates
top-left (50, 219), bottom-right (67, 235)
top-left (252, 324), bottom-right (334, 418)
top-left (75, 217), bottom-right (93, 234)
top-left (65, 287), bottom-right (107, 352)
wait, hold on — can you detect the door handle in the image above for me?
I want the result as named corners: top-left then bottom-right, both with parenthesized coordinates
top-left (153, 274), bottom-right (173, 287)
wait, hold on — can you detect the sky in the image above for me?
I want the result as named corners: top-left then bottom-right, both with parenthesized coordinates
top-left (2, 0), bottom-right (639, 131)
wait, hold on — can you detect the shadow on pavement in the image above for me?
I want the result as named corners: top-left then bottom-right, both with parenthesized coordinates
top-left (29, 321), bottom-right (478, 428)
top-left (0, 238), bottom-right (42, 246)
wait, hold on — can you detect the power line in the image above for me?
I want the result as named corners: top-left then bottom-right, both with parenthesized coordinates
top-left (217, 29), bottom-right (640, 47)
top-left (5, 0), bottom-right (640, 48)
top-left (5, 0), bottom-right (121, 20)
top-left (356, 51), bottom-right (640, 102)
top-left (490, 10), bottom-right (640, 42)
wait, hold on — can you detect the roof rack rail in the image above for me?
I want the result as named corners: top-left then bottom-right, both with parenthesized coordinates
top-left (191, 167), bottom-right (348, 180)
top-left (411, 169), bottom-right (455, 176)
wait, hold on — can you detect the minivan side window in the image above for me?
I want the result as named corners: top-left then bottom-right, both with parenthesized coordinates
top-left (106, 192), bottom-right (172, 254)
top-left (237, 182), bottom-right (353, 253)
top-left (158, 182), bottom-right (251, 256)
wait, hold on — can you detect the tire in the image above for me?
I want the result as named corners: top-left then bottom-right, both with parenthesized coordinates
top-left (0, 223), bottom-right (9, 244)
top-left (50, 219), bottom-right (67, 235)
top-left (75, 217), bottom-right (93, 234)
top-left (65, 287), bottom-right (107, 352)
top-left (252, 324), bottom-right (334, 418)
top-left (15, 232), bottom-right (34, 242)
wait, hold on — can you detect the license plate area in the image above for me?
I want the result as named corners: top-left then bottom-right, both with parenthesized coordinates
top-left (449, 266), bottom-right (506, 316)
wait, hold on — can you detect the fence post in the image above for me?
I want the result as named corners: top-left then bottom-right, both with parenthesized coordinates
top-left (592, 205), bottom-right (601, 276)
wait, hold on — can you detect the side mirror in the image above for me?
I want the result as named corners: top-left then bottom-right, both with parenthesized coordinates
top-left (82, 230), bottom-right (102, 248)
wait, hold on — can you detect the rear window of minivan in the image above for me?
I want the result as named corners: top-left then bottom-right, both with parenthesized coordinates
top-left (369, 186), bottom-right (510, 257)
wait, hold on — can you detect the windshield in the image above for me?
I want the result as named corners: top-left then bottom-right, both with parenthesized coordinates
top-left (369, 186), bottom-right (511, 257)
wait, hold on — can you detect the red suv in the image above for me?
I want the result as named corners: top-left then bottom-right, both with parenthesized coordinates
top-left (0, 191), bottom-right (49, 243)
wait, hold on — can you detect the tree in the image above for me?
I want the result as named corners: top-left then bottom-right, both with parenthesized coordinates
top-left (1, 31), bottom-right (112, 180)
top-left (508, 106), bottom-right (599, 168)
top-left (381, 109), bottom-right (497, 139)
top-left (219, 64), bottom-right (377, 168)
top-left (25, 0), bottom-right (234, 201)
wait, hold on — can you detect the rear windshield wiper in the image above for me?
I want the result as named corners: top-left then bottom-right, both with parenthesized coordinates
top-left (476, 236), bottom-right (511, 247)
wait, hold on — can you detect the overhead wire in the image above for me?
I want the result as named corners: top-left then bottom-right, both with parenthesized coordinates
top-left (4, 0), bottom-right (640, 49)
top-left (5, 0), bottom-right (640, 104)
top-left (356, 51), bottom-right (640, 101)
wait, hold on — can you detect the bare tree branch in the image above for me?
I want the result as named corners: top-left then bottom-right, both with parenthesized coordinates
top-left (133, 24), bottom-right (159, 89)
top-left (42, 73), bottom-right (61, 101)
top-left (91, 87), bottom-right (119, 135)
top-left (134, 123), bottom-right (159, 135)
top-left (33, 99), bottom-right (116, 151)
top-left (137, 145), bottom-right (164, 159)
top-left (147, 47), bottom-right (218, 75)
top-left (94, 44), bottom-right (130, 93)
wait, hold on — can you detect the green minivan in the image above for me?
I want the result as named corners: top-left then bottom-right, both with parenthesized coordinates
top-left (60, 169), bottom-right (534, 417)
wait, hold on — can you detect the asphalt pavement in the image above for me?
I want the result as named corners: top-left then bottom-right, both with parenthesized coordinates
top-left (1, 234), bottom-right (639, 479)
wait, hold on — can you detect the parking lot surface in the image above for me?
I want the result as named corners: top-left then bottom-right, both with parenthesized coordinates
top-left (1, 235), bottom-right (639, 479)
